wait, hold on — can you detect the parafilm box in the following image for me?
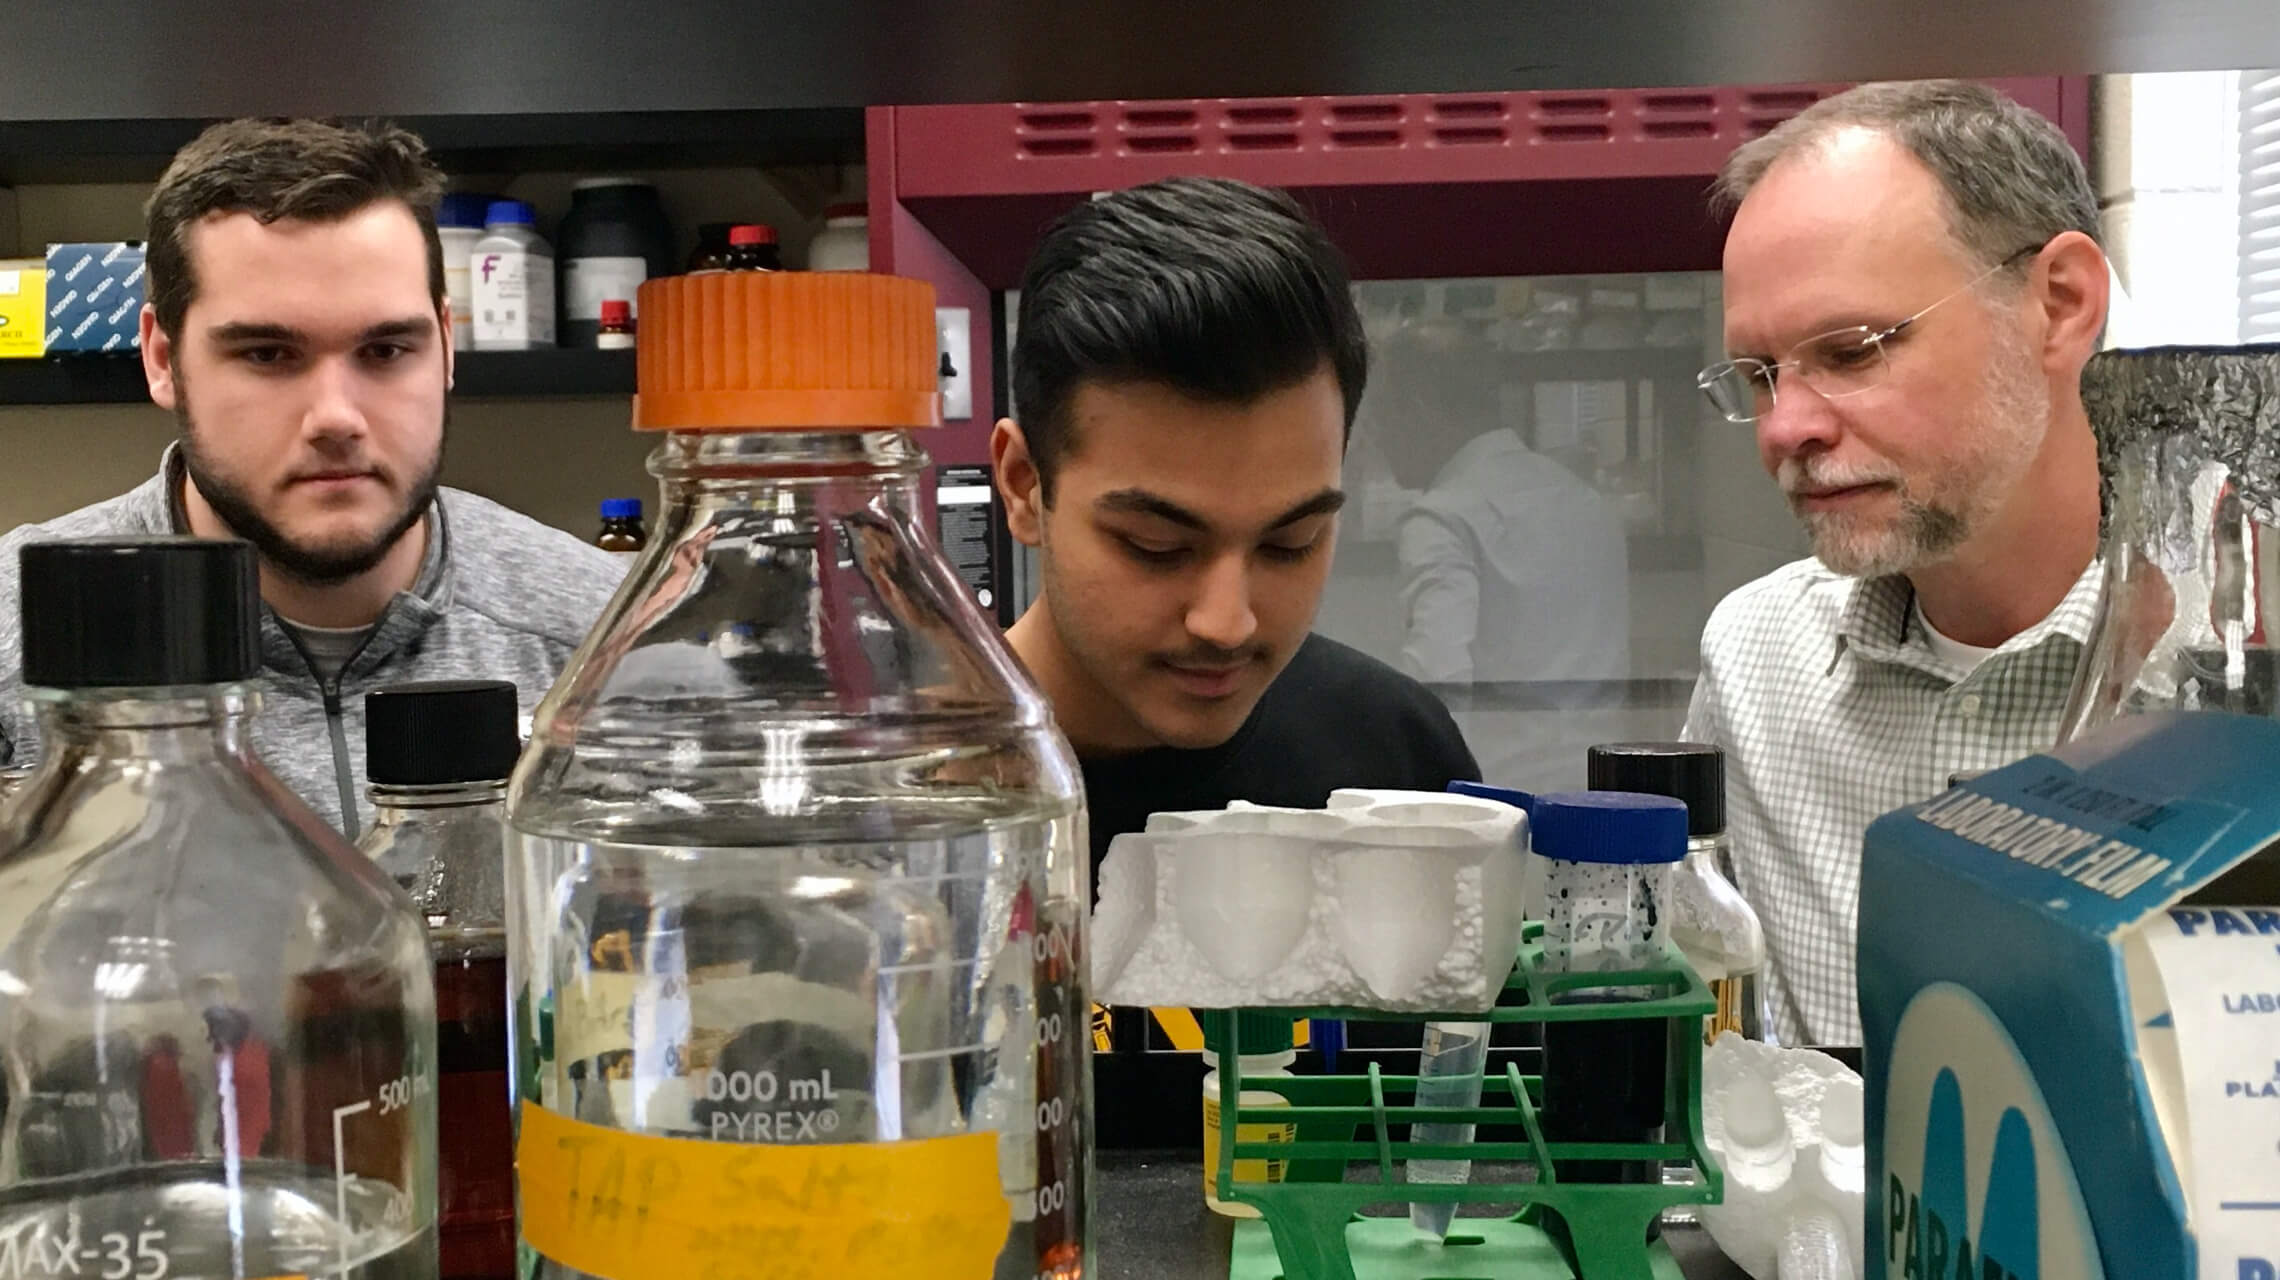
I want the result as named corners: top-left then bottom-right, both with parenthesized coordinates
top-left (0, 259), bottom-right (42, 357)
top-left (1861, 711), bottom-right (2280, 1279)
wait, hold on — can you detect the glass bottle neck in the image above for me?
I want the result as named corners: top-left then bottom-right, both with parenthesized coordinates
top-left (367, 780), bottom-right (509, 821)
top-left (649, 429), bottom-right (927, 492)
top-left (30, 684), bottom-right (258, 758)
top-left (1685, 831), bottom-right (1736, 881)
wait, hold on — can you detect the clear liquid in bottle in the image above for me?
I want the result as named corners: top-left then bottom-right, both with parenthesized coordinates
top-left (506, 272), bottom-right (1090, 1280)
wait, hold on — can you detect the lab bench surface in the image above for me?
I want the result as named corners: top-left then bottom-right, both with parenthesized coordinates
top-left (1094, 1149), bottom-right (1751, 1280)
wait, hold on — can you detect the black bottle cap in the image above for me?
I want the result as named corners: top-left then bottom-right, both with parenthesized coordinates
top-left (20, 537), bottom-right (260, 689)
top-left (365, 680), bottom-right (520, 786)
top-left (1586, 741), bottom-right (1726, 836)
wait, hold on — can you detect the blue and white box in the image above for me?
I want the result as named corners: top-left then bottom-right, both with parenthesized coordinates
top-left (1862, 711), bottom-right (2280, 1280)
top-left (45, 241), bottom-right (145, 353)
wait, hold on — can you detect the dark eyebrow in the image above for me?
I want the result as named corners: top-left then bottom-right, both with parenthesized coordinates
top-left (207, 316), bottom-right (434, 345)
top-left (357, 316), bottom-right (436, 343)
top-left (1095, 486), bottom-right (1347, 533)
top-left (1096, 489), bottom-right (1206, 530)
top-left (1266, 488), bottom-right (1347, 529)
top-left (209, 321), bottom-right (305, 345)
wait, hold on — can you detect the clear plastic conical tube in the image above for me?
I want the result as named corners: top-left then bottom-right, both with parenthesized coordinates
top-left (506, 426), bottom-right (1090, 1279)
top-left (1406, 1020), bottom-right (1487, 1238)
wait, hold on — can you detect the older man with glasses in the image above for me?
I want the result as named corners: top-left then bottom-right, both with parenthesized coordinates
top-left (1682, 80), bottom-right (2111, 1048)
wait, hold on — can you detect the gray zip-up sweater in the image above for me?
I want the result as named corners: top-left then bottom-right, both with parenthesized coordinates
top-left (0, 446), bottom-right (627, 838)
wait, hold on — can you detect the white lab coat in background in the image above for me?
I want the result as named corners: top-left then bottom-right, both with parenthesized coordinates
top-left (1396, 428), bottom-right (1631, 687)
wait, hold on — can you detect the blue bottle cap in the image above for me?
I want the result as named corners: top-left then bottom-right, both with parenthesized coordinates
top-left (599, 498), bottom-right (642, 519)
top-left (438, 192), bottom-right (497, 229)
top-left (484, 200), bottom-right (537, 227)
top-left (1525, 790), bottom-right (1687, 865)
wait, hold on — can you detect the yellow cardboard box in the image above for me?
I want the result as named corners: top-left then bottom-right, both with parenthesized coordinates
top-left (0, 258), bottom-right (43, 358)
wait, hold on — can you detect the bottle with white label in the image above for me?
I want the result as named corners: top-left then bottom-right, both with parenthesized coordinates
top-left (437, 192), bottom-right (493, 352)
top-left (556, 178), bottom-right (672, 348)
top-left (471, 200), bottom-right (554, 351)
top-left (1199, 1012), bottom-right (1297, 1219)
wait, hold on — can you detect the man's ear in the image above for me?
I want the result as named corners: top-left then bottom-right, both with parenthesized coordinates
top-left (992, 417), bottom-right (1047, 548)
top-left (2031, 229), bottom-right (2111, 377)
top-left (440, 301), bottom-right (457, 390)
top-left (141, 304), bottom-right (179, 412)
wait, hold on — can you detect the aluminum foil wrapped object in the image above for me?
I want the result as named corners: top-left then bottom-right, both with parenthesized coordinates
top-left (2061, 345), bottom-right (2280, 739)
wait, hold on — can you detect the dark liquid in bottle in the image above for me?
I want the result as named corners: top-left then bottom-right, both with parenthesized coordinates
top-left (435, 953), bottom-right (513, 1280)
top-left (1539, 993), bottom-right (1667, 1185)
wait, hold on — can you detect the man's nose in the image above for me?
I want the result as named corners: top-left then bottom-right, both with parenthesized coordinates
top-left (1184, 552), bottom-right (1259, 653)
top-left (1756, 368), bottom-right (1843, 470)
top-left (300, 356), bottom-right (370, 444)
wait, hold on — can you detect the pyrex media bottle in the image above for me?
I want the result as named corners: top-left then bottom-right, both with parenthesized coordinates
top-left (0, 537), bottom-right (439, 1278)
top-left (357, 680), bottom-right (522, 1280)
top-left (505, 271), bottom-right (1090, 1280)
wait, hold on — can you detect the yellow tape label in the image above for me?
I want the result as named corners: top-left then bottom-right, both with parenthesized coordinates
top-left (516, 1101), bottom-right (1013, 1280)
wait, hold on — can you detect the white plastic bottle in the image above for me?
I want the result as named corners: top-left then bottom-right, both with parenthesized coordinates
top-left (437, 192), bottom-right (491, 351)
top-left (1200, 1012), bottom-right (1298, 1219)
top-left (470, 199), bottom-right (555, 350)
top-left (807, 203), bottom-right (870, 271)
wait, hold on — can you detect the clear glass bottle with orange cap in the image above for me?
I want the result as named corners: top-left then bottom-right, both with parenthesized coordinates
top-left (505, 272), bottom-right (1090, 1279)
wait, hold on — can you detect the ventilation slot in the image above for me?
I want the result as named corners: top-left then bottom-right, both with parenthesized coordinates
top-left (1433, 98), bottom-right (1507, 121)
top-left (1537, 95), bottom-right (1613, 117)
top-left (1227, 103), bottom-right (1300, 124)
top-left (1744, 90), bottom-right (1822, 112)
top-left (1433, 126), bottom-right (1507, 145)
top-left (1124, 134), bottom-right (1198, 154)
top-left (1122, 107), bottom-right (1197, 128)
top-left (1642, 92), bottom-right (1716, 113)
top-left (1018, 137), bottom-right (1095, 157)
top-left (1330, 101), bottom-right (1404, 122)
top-left (1644, 120), bottom-right (1716, 139)
top-left (1538, 123), bottom-right (1613, 142)
top-left (1018, 110), bottom-right (1096, 131)
top-left (1330, 128), bottom-right (1402, 148)
top-left (1228, 131), bottom-right (1300, 151)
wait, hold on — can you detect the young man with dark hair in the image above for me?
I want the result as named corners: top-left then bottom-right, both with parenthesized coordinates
top-left (0, 118), bottom-right (622, 837)
top-left (992, 176), bottom-right (1480, 872)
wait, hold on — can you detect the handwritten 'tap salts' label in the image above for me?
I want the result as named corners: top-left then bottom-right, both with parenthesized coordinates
top-left (515, 1101), bottom-right (1013, 1280)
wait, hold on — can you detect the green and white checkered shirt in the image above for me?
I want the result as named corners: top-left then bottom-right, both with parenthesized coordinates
top-left (1681, 556), bottom-right (2103, 1047)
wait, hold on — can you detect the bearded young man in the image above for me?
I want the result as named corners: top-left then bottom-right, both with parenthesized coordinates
top-left (1683, 80), bottom-right (2111, 1047)
top-left (0, 119), bottom-right (621, 837)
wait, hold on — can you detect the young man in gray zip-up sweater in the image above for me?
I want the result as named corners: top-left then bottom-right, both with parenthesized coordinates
top-left (0, 118), bottom-right (625, 838)
top-left (0, 445), bottom-right (622, 837)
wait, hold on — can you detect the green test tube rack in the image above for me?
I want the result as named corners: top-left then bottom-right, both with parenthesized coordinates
top-left (1210, 923), bottom-right (1724, 1280)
